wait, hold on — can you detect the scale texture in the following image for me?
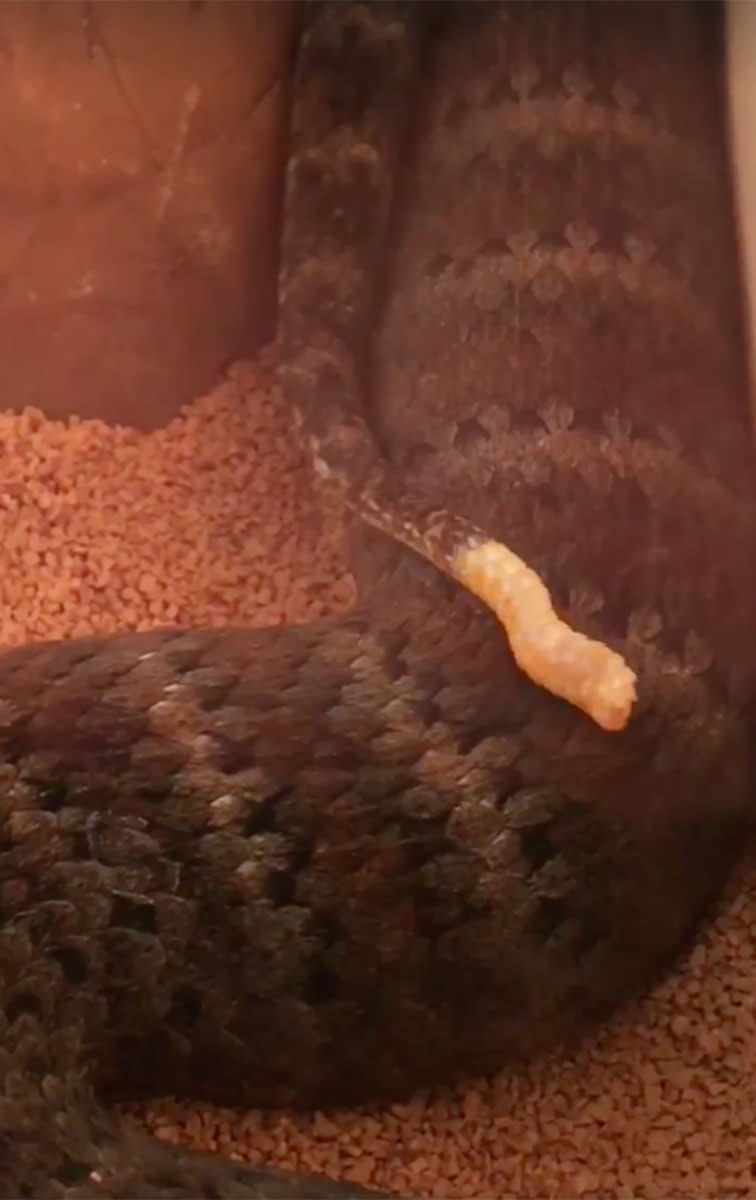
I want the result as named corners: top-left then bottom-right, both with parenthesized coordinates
top-left (1, 3), bottom-right (755, 1197)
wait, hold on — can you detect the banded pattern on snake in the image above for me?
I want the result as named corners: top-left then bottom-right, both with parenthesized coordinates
top-left (1, 3), bottom-right (755, 1197)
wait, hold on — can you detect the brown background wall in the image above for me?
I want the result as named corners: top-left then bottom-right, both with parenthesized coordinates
top-left (0, 0), bottom-right (294, 428)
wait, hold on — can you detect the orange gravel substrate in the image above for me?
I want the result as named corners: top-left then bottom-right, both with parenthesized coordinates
top-left (2, 359), bottom-right (755, 1199)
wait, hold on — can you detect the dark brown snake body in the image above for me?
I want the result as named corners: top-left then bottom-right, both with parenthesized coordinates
top-left (2, 4), bottom-right (756, 1197)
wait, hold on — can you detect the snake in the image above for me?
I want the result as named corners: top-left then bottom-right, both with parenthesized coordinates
top-left (2, 2), bottom-right (755, 1197)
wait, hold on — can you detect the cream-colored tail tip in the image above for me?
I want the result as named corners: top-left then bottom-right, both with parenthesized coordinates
top-left (454, 539), bottom-right (638, 733)
top-left (588, 659), bottom-right (638, 732)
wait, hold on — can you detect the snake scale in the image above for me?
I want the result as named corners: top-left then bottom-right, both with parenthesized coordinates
top-left (2, 2), bottom-right (756, 1197)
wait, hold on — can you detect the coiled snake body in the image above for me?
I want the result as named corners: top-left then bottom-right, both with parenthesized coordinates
top-left (2, 4), bottom-right (755, 1197)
